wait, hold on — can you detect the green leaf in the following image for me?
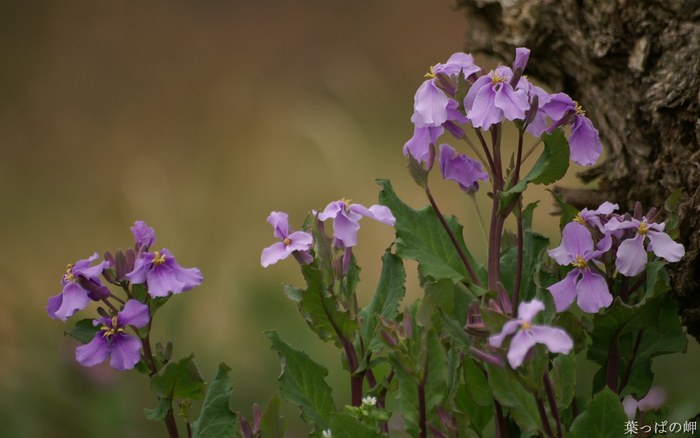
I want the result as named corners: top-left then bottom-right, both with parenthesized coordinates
top-left (360, 251), bottom-right (406, 353)
top-left (150, 355), bottom-right (206, 401)
top-left (568, 388), bottom-right (626, 438)
top-left (64, 318), bottom-right (100, 344)
top-left (328, 413), bottom-right (383, 438)
top-left (487, 365), bottom-right (541, 433)
top-left (144, 397), bottom-right (171, 421)
top-left (425, 331), bottom-right (448, 413)
top-left (548, 189), bottom-right (579, 231)
top-left (266, 331), bottom-right (335, 429)
top-left (500, 228), bottom-right (549, 302)
top-left (393, 365), bottom-right (420, 436)
top-left (463, 358), bottom-right (491, 407)
top-left (259, 394), bottom-right (285, 438)
top-left (377, 179), bottom-right (485, 285)
top-left (190, 363), bottom-right (238, 438)
top-left (550, 354), bottom-right (576, 408)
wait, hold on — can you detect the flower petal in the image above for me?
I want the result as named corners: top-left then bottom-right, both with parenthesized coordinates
top-left (622, 396), bottom-right (638, 420)
top-left (118, 299), bottom-right (150, 329)
top-left (317, 201), bottom-right (343, 221)
top-left (131, 221), bottom-right (156, 250)
top-left (569, 115), bottom-right (602, 166)
top-left (286, 231), bottom-right (314, 252)
top-left (529, 325), bottom-right (573, 354)
top-left (616, 234), bottom-right (648, 277)
top-left (402, 125), bottom-right (443, 168)
top-left (517, 299), bottom-right (545, 322)
top-left (333, 210), bottom-right (361, 247)
top-left (463, 75), bottom-right (492, 113)
top-left (76, 333), bottom-right (110, 367)
top-left (411, 80), bottom-right (449, 128)
top-left (109, 333), bottom-right (143, 371)
top-left (47, 282), bottom-right (90, 321)
top-left (547, 269), bottom-right (580, 312)
top-left (637, 386), bottom-right (666, 412)
top-left (562, 222), bottom-right (594, 258)
top-left (575, 269), bottom-right (613, 313)
top-left (266, 211), bottom-right (289, 240)
top-left (488, 320), bottom-right (521, 348)
top-left (647, 230), bottom-right (685, 263)
top-left (126, 254), bottom-right (152, 284)
top-left (494, 84), bottom-right (529, 121)
top-left (467, 83), bottom-right (503, 130)
top-left (506, 330), bottom-right (539, 368)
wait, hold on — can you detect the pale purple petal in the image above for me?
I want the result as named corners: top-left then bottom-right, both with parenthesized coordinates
top-left (286, 231), bottom-right (314, 252)
top-left (126, 254), bottom-right (152, 284)
top-left (569, 115), bottom-right (602, 166)
top-left (463, 75), bottom-right (492, 112)
top-left (403, 125), bottom-right (443, 168)
top-left (616, 234), bottom-right (648, 277)
top-left (434, 52), bottom-right (481, 77)
top-left (118, 300), bottom-right (149, 329)
top-left (529, 326), bottom-right (573, 354)
top-left (131, 221), bottom-right (156, 250)
top-left (575, 269), bottom-right (613, 313)
top-left (317, 201), bottom-right (343, 221)
top-left (595, 202), bottom-right (619, 215)
top-left (513, 47), bottom-right (530, 73)
top-left (562, 222), bottom-right (594, 257)
top-left (47, 282), bottom-right (90, 321)
top-left (266, 211), bottom-right (290, 240)
top-left (488, 320), bottom-right (521, 348)
top-left (261, 242), bottom-right (291, 267)
top-left (541, 92), bottom-right (575, 121)
top-left (76, 334), bottom-right (110, 367)
top-left (72, 252), bottom-right (109, 281)
top-left (597, 233), bottom-right (613, 253)
top-left (494, 85), bottom-right (529, 121)
top-left (506, 330), bottom-right (540, 368)
top-left (109, 334), bottom-right (143, 371)
top-left (367, 205), bottom-right (395, 226)
top-left (548, 242), bottom-right (573, 266)
top-left (438, 144), bottom-right (488, 193)
top-left (637, 387), bottom-right (666, 412)
top-left (647, 230), bottom-right (685, 263)
top-left (548, 269), bottom-right (580, 312)
top-left (622, 396), bottom-right (638, 420)
top-left (517, 300), bottom-right (545, 322)
top-left (145, 252), bottom-right (202, 298)
top-left (468, 85), bottom-right (503, 130)
top-left (146, 266), bottom-right (182, 298)
top-left (411, 80), bottom-right (449, 128)
top-left (333, 210), bottom-right (361, 247)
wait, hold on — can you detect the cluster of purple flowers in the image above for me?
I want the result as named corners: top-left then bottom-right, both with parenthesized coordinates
top-left (261, 199), bottom-right (395, 268)
top-left (403, 47), bottom-right (604, 193)
top-left (47, 221), bottom-right (203, 371)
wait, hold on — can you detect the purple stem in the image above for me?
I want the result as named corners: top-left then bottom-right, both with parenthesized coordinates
top-left (619, 330), bottom-right (645, 393)
top-left (495, 401), bottom-right (508, 438)
top-left (512, 201), bottom-right (524, 309)
top-left (535, 395), bottom-right (555, 438)
top-left (543, 373), bottom-right (562, 438)
top-left (605, 336), bottom-right (619, 393)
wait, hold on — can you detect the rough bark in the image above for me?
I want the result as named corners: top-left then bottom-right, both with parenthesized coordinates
top-left (454, 0), bottom-right (700, 339)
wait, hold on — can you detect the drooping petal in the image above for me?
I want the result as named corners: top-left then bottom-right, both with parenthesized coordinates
top-left (146, 265), bottom-right (183, 298)
top-left (604, 217), bottom-right (639, 232)
top-left (547, 269), bottom-right (580, 312)
top-left (569, 115), bottom-right (602, 166)
top-left (541, 92), bottom-right (575, 121)
top-left (333, 210), bottom-right (361, 247)
top-left (261, 242), bottom-right (291, 267)
top-left (512, 47), bottom-right (530, 74)
top-left (488, 320), bottom-right (521, 348)
top-left (131, 221), bottom-right (156, 250)
top-left (616, 234), bottom-right (648, 277)
top-left (622, 396), bottom-right (638, 420)
top-left (367, 205), bottom-right (396, 226)
top-left (286, 231), bottom-right (314, 252)
top-left (517, 300), bottom-right (545, 322)
top-left (647, 230), bottom-right (685, 263)
top-left (109, 333), bottom-right (143, 371)
top-left (575, 269), bottom-right (613, 313)
top-left (467, 84), bottom-right (503, 130)
top-left (506, 330), bottom-right (540, 368)
top-left (126, 254), bottom-right (153, 284)
top-left (72, 252), bottom-right (109, 281)
top-left (463, 75), bottom-right (492, 113)
top-left (47, 282), bottom-right (90, 321)
top-left (529, 325), bottom-right (573, 354)
top-left (562, 222), bottom-right (594, 258)
top-left (76, 334), bottom-right (110, 367)
top-left (438, 144), bottom-right (488, 193)
top-left (595, 202), bottom-right (619, 215)
top-left (145, 253), bottom-right (202, 297)
top-left (434, 52), bottom-right (481, 78)
top-left (402, 125), bottom-right (443, 168)
top-left (118, 300), bottom-right (150, 329)
top-left (411, 80), bottom-right (450, 128)
top-left (494, 84), bottom-right (529, 121)
top-left (548, 242), bottom-right (573, 266)
top-left (637, 386), bottom-right (666, 412)
top-left (266, 211), bottom-right (290, 240)
top-left (317, 201), bottom-right (343, 221)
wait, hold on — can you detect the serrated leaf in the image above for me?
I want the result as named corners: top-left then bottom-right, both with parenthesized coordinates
top-left (150, 355), bottom-right (205, 401)
top-left (191, 363), bottom-right (238, 438)
top-left (568, 388), bottom-right (626, 438)
top-left (64, 318), bottom-right (99, 344)
top-left (266, 331), bottom-right (335, 430)
top-left (259, 394), bottom-right (285, 438)
top-left (360, 251), bottom-right (406, 353)
top-left (377, 179), bottom-right (485, 285)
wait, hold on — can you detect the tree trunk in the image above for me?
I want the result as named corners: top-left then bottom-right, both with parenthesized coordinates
top-left (454, 0), bottom-right (700, 339)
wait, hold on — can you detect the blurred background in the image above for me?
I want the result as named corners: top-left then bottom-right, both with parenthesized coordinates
top-left (0, 1), bottom-right (697, 437)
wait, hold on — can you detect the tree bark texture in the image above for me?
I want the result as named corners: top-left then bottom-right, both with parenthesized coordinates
top-left (454, 0), bottom-right (700, 339)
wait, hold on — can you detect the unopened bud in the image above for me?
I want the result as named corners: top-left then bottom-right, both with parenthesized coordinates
top-left (469, 346), bottom-right (505, 368)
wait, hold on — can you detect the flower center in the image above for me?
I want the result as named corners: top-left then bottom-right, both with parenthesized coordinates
top-left (152, 251), bottom-right (166, 266)
top-left (574, 101), bottom-right (586, 116)
top-left (572, 255), bottom-right (588, 269)
top-left (574, 213), bottom-right (585, 225)
top-left (491, 72), bottom-right (507, 84)
top-left (283, 237), bottom-right (292, 246)
top-left (100, 316), bottom-right (125, 339)
top-left (424, 65), bottom-right (436, 79)
top-left (638, 221), bottom-right (650, 235)
top-left (521, 320), bottom-right (532, 331)
top-left (64, 264), bottom-right (75, 282)
top-left (341, 197), bottom-right (352, 208)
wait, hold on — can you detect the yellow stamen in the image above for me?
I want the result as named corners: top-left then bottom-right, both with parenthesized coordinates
top-left (101, 316), bottom-right (125, 339)
top-left (521, 320), bottom-right (532, 331)
top-left (152, 251), bottom-right (166, 266)
top-left (424, 65), bottom-right (436, 79)
top-left (64, 264), bottom-right (75, 282)
top-left (572, 255), bottom-right (587, 269)
top-left (574, 213), bottom-right (585, 225)
top-left (491, 72), bottom-right (507, 84)
top-left (638, 221), bottom-right (650, 235)
top-left (574, 101), bottom-right (586, 116)
top-left (283, 237), bottom-right (292, 246)
top-left (341, 197), bottom-right (352, 207)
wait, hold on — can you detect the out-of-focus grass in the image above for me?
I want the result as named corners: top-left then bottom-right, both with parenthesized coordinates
top-left (0, 2), bottom-right (697, 437)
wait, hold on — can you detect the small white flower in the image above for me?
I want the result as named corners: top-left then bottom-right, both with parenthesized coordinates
top-left (322, 429), bottom-right (332, 438)
top-left (361, 396), bottom-right (377, 407)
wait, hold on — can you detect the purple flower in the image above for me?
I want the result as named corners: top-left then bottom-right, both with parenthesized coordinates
top-left (261, 211), bottom-right (313, 267)
top-left (76, 299), bottom-right (149, 371)
top-left (431, 52), bottom-right (481, 78)
top-left (547, 222), bottom-right (613, 313)
top-left (517, 77), bottom-right (554, 137)
top-left (464, 66), bottom-right (530, 130)
top-left (126, 249), bottom-right (203, 298)
top-left (403, 125), bottom-right (444, 169)
top-left (606, 217), bottom-right (685, 277)
top-left (489, 300), bottom-right (573, 369)
top-left (317, 199), bottom-right (395, 248)
top-left (622, 387), bottom-right (666, 419)
top-left (542, 93), bottom-right (602, 166)
top-left (438, 144), bottom-right (488, 193)
top-left (512, 47), bottom-right (530, 74)
top-left (131, 220), bottom-right (155, 251)
top-left (574, 201), bottom-right (619, 232)
top-left (47, 253), bottom-right (110, 321)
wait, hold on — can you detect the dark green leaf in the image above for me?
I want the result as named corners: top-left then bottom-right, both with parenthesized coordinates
top-left (328, 412), bottom-right (382, 438)
top-left (425, 331), bottom-right (448, 412)
top-left (150, 355), bottom-right (206, 401)
top-left (550, 354), bottom-right (576, 408)
top-left (191, 363), bottom-right (238, 438)
top-left (377, 179), bottom-right (485, 285)
top-left (548, 189), bottom-right (579, 231)
top-left (64, 318), bottom-right (99, 344)
top-left (259, 394), bottom-right (285, 438)
top-left (266, 331), bottom-right (335, 429)
top-left (487, 365), bottom-right (541, 433)
top-left (144, 397), bottom-right (171, 421)
top-left (568, 388), bottom-right (626, 438)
